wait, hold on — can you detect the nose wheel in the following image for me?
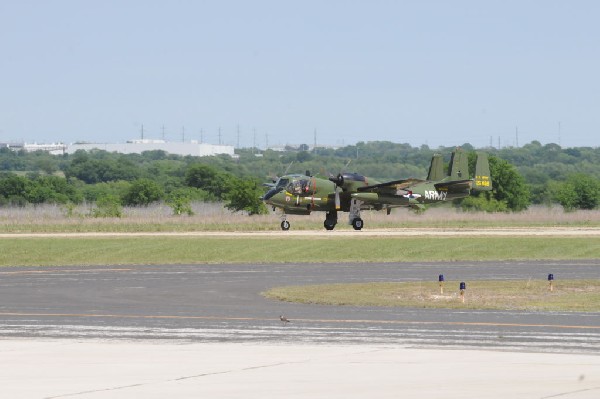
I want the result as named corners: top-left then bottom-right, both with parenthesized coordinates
top-left (349, 199), bottom-right (364, 230)
top-left (351, 217), bottom-right (364, 230)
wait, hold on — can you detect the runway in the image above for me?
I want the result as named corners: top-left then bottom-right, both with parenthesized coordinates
top-left (1, 260), bottom-right (599, 353)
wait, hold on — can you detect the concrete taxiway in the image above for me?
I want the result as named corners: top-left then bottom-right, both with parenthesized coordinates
top-left (2, 340), bottom-right (600, 399)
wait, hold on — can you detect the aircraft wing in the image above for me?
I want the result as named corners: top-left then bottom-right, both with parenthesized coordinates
top-left (356, 178), bottom-right (425, 193)
top-left (352, 177), bottom-right (426, 208)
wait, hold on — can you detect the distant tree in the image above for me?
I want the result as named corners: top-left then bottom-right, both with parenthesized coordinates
top-left (141, 150), bottom-right (169, 160)
top-left (166, 188), bottom-right (195, 216)
top-left (35, 158), bottom-right (58, 175)
top-left (225, 178), bottom-right (268, 215)
top-left (65, 151), bottom-right (141, 183)
top-left (122, 178), bottom-right (164, 206)
top-left (554, 174), bottom-right (600, 211)
top-left (185, 164), bottom-right (233, 199)
top-left (460, 195), bottom-right (508, 212)
top-left (81, 181), bottom-right (131, 203)
top-left (91, 194), bottom-right (123, 218)
top-left (553, 182), bottom-right (578, 211)
top-left (465, 153), bottom-right (530, 212)
top-left (27, 185), bottom-right (62, 204)
top-left (488, 156), bottom-right (531, 211)
top-left (296, 151), bottom-right (313, 163)
top-left (0, 174), bottom-right (31, 199)
top-left (32, 175), bottom-right (83, 204)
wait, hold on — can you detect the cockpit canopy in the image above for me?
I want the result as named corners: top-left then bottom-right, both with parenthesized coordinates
top-left (275, 177), bottom-right (289, 190)
top-left (285, 178), bottom-right (315, 196)
top-left (263, 174), bottom-right (316, 202)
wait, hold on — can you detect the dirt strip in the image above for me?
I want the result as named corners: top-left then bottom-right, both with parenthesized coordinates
top-left (0, 227), bottom-right (599, 238)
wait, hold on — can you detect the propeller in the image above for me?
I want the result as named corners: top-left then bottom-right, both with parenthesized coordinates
top-left (328, 173), bottom-right (344, 187)
top-left (325, 160), bottom-right (351, 211)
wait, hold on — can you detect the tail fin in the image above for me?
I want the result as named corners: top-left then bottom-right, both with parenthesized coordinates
top-left (473, 152), bottom-right (492, 191)
top-left (448, 148), bottom-right (469, 180)
top-left (426, 154), bottom-right (444, 181)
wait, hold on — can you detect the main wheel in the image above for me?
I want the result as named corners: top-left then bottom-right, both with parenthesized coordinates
top-left (351, 218), bottom-right (363, 230)
top-left (324, 220), bottom-right (336, 230)
top-left (281, 220), bottom-right (290, 231)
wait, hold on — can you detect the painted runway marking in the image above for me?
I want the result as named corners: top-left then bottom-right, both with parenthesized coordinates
top-left (0, 312), bottom-right (599, 330)
top-left (0, 268), bottom-right (133, 275)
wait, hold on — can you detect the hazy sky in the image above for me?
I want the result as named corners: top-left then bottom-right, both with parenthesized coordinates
top-left (2, 1), bottom-right (599, 149)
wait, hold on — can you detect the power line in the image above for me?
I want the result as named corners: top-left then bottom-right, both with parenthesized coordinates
top-left (558, 121), bottom-right (562, 146)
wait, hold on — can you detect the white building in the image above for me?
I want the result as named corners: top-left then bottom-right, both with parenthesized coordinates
top-left (0, 142), bottom-right (68, 155)
top-left (24, 142), bottom-right (68, 155)
top-left (66, 140), bottom-right (235, 157)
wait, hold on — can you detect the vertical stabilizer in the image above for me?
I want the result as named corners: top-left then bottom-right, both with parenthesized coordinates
top-left (448, 148), bottom-right (469, 180)
top-left (426, 154), bottom-right (444, 181)
top-left (473, 152), bottom-right (492, 191)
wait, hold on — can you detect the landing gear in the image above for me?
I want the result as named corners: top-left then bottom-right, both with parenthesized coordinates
top-left (280, 214), bottom-right (290, 231)
top-left (349, 199), bottom-right (364, 230)
top-left (351, 217), bottom-right (363, 230)
top-left (324, 211), bottom-right (338, 231)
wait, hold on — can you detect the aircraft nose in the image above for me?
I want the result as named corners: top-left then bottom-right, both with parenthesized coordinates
top-left (262, 188), bottom-right (278, 201)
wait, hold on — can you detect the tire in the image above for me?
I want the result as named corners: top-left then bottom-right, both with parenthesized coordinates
top-left (352, 218), bottom-right (363, 230)
top-left (324, 220), bottom-right (336, 230)
top-left (281, 220), bottom-right (290, 231)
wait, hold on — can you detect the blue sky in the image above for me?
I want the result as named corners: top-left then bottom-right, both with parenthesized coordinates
top-left (1, 1), bottom-right (599, 149)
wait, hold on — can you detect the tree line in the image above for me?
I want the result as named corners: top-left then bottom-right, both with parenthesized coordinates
top-left (0, 140), bottom-right (598, 215)
top-left (0, 148), bottom-right (266, 216)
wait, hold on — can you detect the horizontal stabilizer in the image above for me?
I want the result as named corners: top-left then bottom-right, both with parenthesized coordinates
top-left (434, 179), bottom-right (472, 191)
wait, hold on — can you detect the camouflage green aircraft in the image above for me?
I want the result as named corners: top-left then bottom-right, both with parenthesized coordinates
top-left (262, 148), bottom-right (492, 231)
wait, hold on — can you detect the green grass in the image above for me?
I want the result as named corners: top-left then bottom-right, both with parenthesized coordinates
top-left (262, 280), bottom-right (600, 312)
top-left (0, 204), bottom-right (599, 233)
top-left (0, 236), bottom-right (599, 266)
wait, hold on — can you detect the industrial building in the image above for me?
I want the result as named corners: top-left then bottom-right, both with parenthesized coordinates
top-left (65, 139), bottom-right (235, 157)
top-left (1, 142), bottom-right (67, 155)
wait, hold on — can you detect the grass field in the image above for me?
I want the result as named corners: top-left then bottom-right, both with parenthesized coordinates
top-left (1, 204), bottom-right (598, 312)
top-left (0, 235), bottom-right (599, 266)
top-left (1, 204), bottom-right (600, 233)
top-left (262, 280), bottom-right (600, 312)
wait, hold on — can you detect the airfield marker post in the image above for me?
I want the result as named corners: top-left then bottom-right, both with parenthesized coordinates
top-left (438, 274), bottom-right (445, 294)
top-left (460, 282), bottom-right (466, 303)
top-left (548, 274), bottom-right (554, 292)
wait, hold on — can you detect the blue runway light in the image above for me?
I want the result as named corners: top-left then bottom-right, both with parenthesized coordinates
top-left (460, 282), bottom-right (466, 290)
top-left (438, 274), bottom-right (444, 282)
top-left (548, 274), bottom-right (554, 281)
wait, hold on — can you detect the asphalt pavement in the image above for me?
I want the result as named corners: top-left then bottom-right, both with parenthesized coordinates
top-left (1, 260), bottom-right (599, 353)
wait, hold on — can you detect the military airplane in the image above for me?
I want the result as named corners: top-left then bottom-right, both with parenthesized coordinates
top-left (262, 148), bottom-right (492, 231)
